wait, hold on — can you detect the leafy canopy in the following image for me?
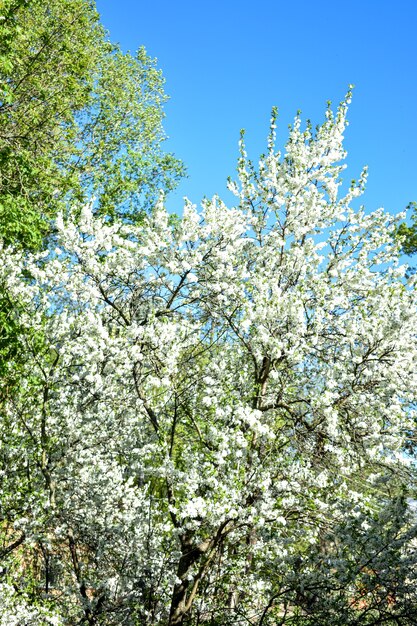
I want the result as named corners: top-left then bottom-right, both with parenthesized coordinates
top-left (0, 0), bottom-right (184, 250)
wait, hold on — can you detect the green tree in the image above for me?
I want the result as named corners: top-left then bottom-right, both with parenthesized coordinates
top-left (0, 0), bottom-right (184, 250)
top-left (69, 45), bottom-right (184, 223)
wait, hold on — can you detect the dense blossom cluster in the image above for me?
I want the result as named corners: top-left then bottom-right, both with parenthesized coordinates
top-left (1, 95), bottom-right (417, 624)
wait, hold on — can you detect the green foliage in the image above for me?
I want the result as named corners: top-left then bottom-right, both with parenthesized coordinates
top-left (0, 0), bottom-right (102, 249)
top-left (397, 202), bottom-right (417, 255)
top-left (0, 0), bottom-right (184, 250)
top-left (70, 45), bottom-right (185, 223)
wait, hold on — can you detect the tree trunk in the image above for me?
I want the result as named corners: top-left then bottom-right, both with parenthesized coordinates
top-left (168, 534), bottom-right (210, 625)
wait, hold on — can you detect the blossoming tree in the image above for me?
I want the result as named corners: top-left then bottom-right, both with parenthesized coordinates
top-left (1, 93), bottom-right (417, 625)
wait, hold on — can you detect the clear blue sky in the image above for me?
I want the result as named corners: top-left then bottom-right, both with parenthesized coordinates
top-left (96, 0), bottom-right (417, 219)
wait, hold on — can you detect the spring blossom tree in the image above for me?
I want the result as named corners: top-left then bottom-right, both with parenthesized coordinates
top-left (1, 94), bottom-right (417, 625)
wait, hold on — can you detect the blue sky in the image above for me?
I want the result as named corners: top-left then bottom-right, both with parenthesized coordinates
top-left (96, 0), bottom-right (417, 220)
